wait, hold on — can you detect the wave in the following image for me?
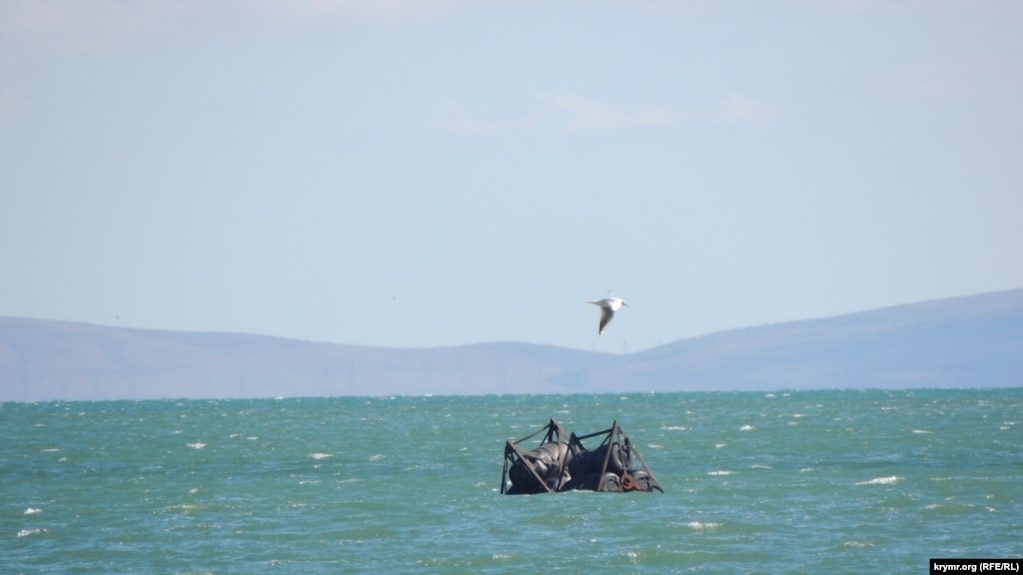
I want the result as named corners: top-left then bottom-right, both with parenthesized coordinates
top-left (855, 476), bottom-right (902, 486)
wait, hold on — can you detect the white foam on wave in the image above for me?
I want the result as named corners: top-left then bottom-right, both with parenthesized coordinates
top-left (310, 453), bottom-right (334, 460)
top-left (739, 424), bottom-right (755, 431)
top-left (751, 464), bottom-right (772, 470)
top-left (912, 429), bottom-right (932, 434)
top-left (687, 521), bottom-right (721, 530)
top-left (661, 425), bottom-right (687, 431)
top-left (855, 476), bottom-right (902, 486)
top-left (17, 528), bottom-right (46, 538)
top-left (715, 443), bottom-right (727, 449)
top-left (23, 507), bottom-right (42, 515)
top-left (368, 454), bottom-right (385, 462)
top-left (186, 442), bottom-right (206, 450)
top-left (707, 470), bottom-right (735, 476)
top-left (647, 443), bottom-right (664, 449)
top-left (40, 448), bottom-right (60, 453)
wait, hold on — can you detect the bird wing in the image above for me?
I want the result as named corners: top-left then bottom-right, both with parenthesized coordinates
top-left (598, 307), bottom-right (615, 334)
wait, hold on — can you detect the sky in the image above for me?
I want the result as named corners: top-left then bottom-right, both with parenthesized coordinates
top-left (1, 1), bottom-right (1021, 354)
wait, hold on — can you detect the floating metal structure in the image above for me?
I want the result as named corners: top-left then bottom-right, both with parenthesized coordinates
top-left (501, 419), bottom-right (663, 494)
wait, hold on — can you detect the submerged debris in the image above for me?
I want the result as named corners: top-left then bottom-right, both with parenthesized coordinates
top-left (501, 419), bottom-right (663, 494)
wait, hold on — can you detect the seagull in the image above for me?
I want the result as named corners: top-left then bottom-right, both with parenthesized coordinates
top-left (589, 297), bottom-right (628, 335)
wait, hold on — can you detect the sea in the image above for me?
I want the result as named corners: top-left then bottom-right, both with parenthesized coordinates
top-left (2, 389), bottom-right (1021, 574)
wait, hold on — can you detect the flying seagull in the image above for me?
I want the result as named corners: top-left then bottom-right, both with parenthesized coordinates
top-left (589, 297), bottom-right (628, 335)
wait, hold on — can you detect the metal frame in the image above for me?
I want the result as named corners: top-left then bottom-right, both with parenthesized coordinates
top-left (501, 419), bottom-right (663, 494)
top-left (500, 418), bottom-right (569, 494)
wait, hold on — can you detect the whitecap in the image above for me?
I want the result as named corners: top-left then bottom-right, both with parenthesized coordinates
top-left (492, 553), bottom-right (512, 560)
top-left (647, 444), bottom-right (664, 449)
top-left (40, 448), bottom-right (60, 453)
top-left (368, 454), bottom-right (385, 462)
top-left (23, 507), bottom-right (42, 515)
top-left (739, 424), bottom-right (755, 431)
top-left (661, 425), bottom-right (687, 431)
top-left (911, 429), bottom-right (932, 434)
top-left (800, 467), bottom-right (815, 473)
top-left (855, 476), bottom-right (902, 486)
top-left (843, 540), bottom-right (871, 548)
top-left (310, 453), bottom-right (334, 460)
top-left (17, 528), bottom-right (46, 538)
top-left (707, 470), bottom-right (735, 476)
top-left (687, 521), bottom-right (720, 530)
top-left (751, 464), bottom-right (772, 470)
top-left (186, 442), bottom-right (206, 450)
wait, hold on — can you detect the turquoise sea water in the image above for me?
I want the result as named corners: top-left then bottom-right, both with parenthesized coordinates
top-left (2, 389), bottom-right (1021, 574)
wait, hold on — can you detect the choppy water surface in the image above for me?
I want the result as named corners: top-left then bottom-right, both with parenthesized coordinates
top-left (3, 389), bottom-right (1021, 573)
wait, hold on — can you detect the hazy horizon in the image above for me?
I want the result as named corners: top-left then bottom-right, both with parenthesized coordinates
top-left (3, 285), bottom-right (1021, 353)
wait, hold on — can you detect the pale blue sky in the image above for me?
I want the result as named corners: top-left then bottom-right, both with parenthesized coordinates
top-left (2, 1), bottom-right (1021, 353)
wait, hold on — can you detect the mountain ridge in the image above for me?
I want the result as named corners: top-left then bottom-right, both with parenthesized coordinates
top-left (2, 288), bottom-right (1021, 401)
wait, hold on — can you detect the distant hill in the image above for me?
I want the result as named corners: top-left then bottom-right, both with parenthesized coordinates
top-left (2, 289), bottom-right (1021, 401)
